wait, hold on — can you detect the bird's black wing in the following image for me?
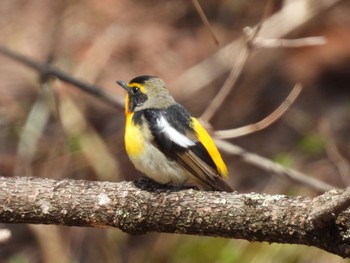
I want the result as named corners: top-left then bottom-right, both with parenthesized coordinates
top-left (141, 104), bottom-right (232, 192)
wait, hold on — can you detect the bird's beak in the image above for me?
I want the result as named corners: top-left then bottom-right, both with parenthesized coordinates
top-left (116, 80), bottom-right (129, 91)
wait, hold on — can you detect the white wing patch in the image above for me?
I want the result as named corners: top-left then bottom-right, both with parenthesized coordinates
top-left (156, 116), bottom-right (195, 148)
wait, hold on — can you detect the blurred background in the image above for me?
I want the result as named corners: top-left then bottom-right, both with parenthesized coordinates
top-left (0, 0), bottom-right (350, 262)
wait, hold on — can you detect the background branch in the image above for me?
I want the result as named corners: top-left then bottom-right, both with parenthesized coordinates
top-left (253, 36), bottom-right (327, 48)
top-left (192, 0), bottom-right (219, 45)
top-left (215, 139), bottom-right (337, 192)
top-left (174, 0), bottom-right (341, 96)
top-left (214, 83), bottom-right (303, 139)
top-left (0, 46), bottom-right (123, 109)
top-left (0, 176), bottom-right (349, 257)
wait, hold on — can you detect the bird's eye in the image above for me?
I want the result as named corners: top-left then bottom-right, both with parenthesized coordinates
top-left (132, 87), bottom-right (140, 94)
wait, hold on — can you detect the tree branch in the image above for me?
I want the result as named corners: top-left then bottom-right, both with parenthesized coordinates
top-left (214, 139), bottom-right (337, 192)
top-left (214, 83), bottom-right (303, 139)
top-left (191, 0), bottom-right (219, 45)
top-left (0, 46), bottom-right (123, 109)
top-left (174, 0), bottom-right (342, 96)
top-left (1, 176), bottom-right (350, 257)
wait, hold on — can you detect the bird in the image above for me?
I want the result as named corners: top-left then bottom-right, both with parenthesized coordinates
top-left (117, 75), bottom-right (232, 192)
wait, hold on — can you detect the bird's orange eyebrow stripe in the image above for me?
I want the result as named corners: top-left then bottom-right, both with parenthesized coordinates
top-left (128, 83), bottom-right (147, 93)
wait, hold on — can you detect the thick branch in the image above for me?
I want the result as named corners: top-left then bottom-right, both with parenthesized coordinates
top-left (0, 176), bottom-right (350, 257)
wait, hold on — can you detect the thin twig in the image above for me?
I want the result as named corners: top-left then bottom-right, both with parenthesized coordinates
top-left (14, 83), bottom-right (52, 178)
top-left (192, 0), bottom-right (219, 45)
top-left (214, 83), bottom-right (303, 139)
top-left (0, 46), bottom-right (123, 109)
top-left (199, 1), bottom-right (269, 123)
top-left (253, 36), bottom-right (327, 48)
top-left (214, 139), bottom-right (337, 193)
top-left (174, 0), bottom-right (340, 96)
top-left (200, 48), bottom-right (250, 123)
top-left (319, 118), bottom-right (350, 186)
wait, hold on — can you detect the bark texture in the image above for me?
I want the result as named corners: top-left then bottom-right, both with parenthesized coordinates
top-left (1, 176), bottom-right (350, 257)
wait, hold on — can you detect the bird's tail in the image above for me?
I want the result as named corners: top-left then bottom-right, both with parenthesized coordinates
top-left (196, 176), bottom-right (233, 192)
top-left (210, 177), bottom-right (233, 192)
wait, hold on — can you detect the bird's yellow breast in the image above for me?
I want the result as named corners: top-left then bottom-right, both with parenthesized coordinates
top-left (125, 112), bottom-right (144, 157)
